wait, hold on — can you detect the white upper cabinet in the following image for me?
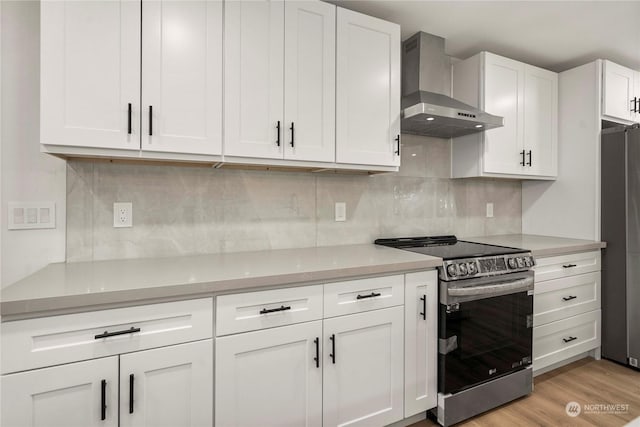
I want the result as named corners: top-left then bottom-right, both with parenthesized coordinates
top-left (452, 52), bottom-right (558, 179)
top-left (602, 60), bottom-right (639, 123)
top-left (41, 1), bottom-right (140, 150)
top-left (284, 1), bottom-right (336, 162)
top-left (141, 0), bottom-right (223, 155)
top-left (224, 0), bottom-right (285, 159)
top-left (335, 8), bottom-right (401, 167)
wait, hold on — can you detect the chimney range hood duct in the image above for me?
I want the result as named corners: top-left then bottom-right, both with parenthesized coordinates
top-left (401, 32), bottom-right (503, 138)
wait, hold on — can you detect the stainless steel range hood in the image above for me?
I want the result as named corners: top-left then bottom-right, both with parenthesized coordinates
top-left (401, 32), bottom-right (503, 138)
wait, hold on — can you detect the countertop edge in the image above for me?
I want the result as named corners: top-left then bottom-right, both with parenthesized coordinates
top-left (0, 258), bottom-right (442, 320)
top-left (530, 242), bottom-right (607, 258)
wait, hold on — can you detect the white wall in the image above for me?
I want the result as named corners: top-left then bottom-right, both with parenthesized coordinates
top-left (1, 1), bottom-right (66, 287)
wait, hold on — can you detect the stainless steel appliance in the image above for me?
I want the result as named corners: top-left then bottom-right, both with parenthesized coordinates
top-left (600, 124), bottom-right (640, 369)
top-left (375, 236), bottom-right (534, 426)
top-left (401, 32), bottom-right (504, 138)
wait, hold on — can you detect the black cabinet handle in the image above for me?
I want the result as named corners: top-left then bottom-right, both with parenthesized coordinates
top-left (129, 374), bottom-right (134, 414)
top-left (356, 292), bottom-right (381, 300)
top-left (562, 295), bottom-right (578, 301)
top-left (420, 295), bottom-right (426, 320)
top-left (313, 337), bottom-right (319, 368)
top-left (94, 326), bottom-right (141, 340)
top-left (127, 103), bottom-right (132, 135)
top-left (290, 122), bottom-right (295, 147)
top-left (562, 264), bottom-right (577, 269)
top-left (259, 305), bottom-right (291, 315)
top-left (520, 150), bottom-right (526, 166)
top-left (148, 106), bottom-right (153, 136)
top-left (632, 98), bottom-right (638, 113)
top-left (329, 334), bottom-right (336, 364)
top-left (527, 150), bottom-right (532, 167)
top-left (563, 336), bottom-right (577, 343)
top-left (395, 135), bottom-right (400, 155)
top-left (101, 379), bottom-right (107, 421)
top-left (276, 121), bottom-right (281, 146)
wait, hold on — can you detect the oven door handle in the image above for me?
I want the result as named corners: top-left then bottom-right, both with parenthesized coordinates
top-left (447, 276), bottom-right (534, 299)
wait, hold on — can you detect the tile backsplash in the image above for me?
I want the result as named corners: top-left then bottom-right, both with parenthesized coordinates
top-left (66, 135), bottom-right (521, 262)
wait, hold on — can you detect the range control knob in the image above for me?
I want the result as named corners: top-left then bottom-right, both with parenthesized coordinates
top-left (508, 258), bottom-right (517, 269)
top-left (467, 262), bottom-right (478, 275)
top-left (446, 264), bottom-right (457, 277)
top-left (458, 263), bottom-right (468, 276)
top-left (516, 257), bottom-right (524, 268)
top-left (523, 257), bottom-right (532, 267)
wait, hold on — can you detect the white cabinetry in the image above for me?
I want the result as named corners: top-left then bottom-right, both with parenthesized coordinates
top-left (404, 271), bottom-right (438, 417)
top-left (452, 52), bottom-right (557, 179)
top-left (602, 60), bottom-right (640, 124)
top-left (224, 0), bottom-right (335, 163)
top-left (336, 8), bottom-right (401, 167)
top-left (532, 251), bottom-right (602, 374)
top-left (41, 0), bottom-right (223, 157)
top-left (40, 0), bottom-right (141, 150)
top-left (1, 298), bottom-right (214, 427)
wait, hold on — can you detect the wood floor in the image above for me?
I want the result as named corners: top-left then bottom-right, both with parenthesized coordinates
top-left (410, 358), bottom-right (640, 427)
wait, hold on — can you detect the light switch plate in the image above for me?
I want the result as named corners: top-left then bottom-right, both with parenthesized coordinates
top-left (335, 202), bottom-right (346, 222)
top-left (8, 202), bottom-right (56, 230)
top-left (113, 202), bottom-right (133, 228)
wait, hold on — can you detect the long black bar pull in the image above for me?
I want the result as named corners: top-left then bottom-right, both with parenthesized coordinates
top-left (526, 150), bottom-right (532, 167)
top-left (101, 379), bottom-right (107, 421)
top-left (290, 122), bottom-right (295, 147)
top-left (149, 106), bottom-right (153, 136)
top-left (562, 295), bottom-right (578, 301)
top-left (94, 326), bottom-right (141, 340)
top-left (395, 135), bottom-right (401, 155)
top-left (563, 336), bottom-right (577, 343)
top-left (329, 334), bottom-right (336, 364)
top-left (259, 305), bottom-right (291, 315)
top-left (313, 337), bottom-right (319, 368)
top-left (420, 295), bottom-right (426, 320)
top-left (276, 121), bottom-right (281, 146)
top-left (520, 150), bottom-right (526, 166)
top-left (356, 292), bottom-right (381, 300)
top-left (127, 103), bottom-right (132, 135)
top-left (129, 374), bottom-right (135, 414)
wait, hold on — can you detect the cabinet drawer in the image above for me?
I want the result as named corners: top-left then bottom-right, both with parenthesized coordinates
top-left (216, 285), bottom-right (323, 336)
top-left (533, 309), bottom-right (600, 372)
top-left (534, 272), bottom-right (600, 326)
top-left (1, 298), bottom-right (213, 374)
top-left (323, 275), bottom-right (404, 318)
top-left (534, 251), bottom-right (600, 282)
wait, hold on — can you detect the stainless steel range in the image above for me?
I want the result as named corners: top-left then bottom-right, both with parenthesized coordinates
top-left (375, 236), bottom-right (535, 426)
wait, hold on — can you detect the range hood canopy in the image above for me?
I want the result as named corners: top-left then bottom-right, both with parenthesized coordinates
top-left (401, 32), bottom-right (503, 138)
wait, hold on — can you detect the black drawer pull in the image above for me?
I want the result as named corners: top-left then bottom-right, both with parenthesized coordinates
top-left (527, 150), bottom-right (532, 167)
top-left (562, 264), bottom-right (577, 268)
top-left (148, 105), bottom-right (153, 136)
top-left (356, 292), bottom-right (381, 300)
top-left (290, 122), bottom-right (295, 147)
top-left (329, 334), bottom-right (336, 364)
top-left (276, 121), bottom-right (281, 146)
top-left (129, 374), bottom-right (134, 414)
top-left (101, 379), bottom-right (107, 421)
top-left (562, 295), bottom-right (578, 301)
top-left (520, 150), bottom-right (526, 166)
top-left (563, 336), bottom-right (578, 343)
top-left (259, 305), bottom-right (291, 315)
top-left (127, 103), bottom-right (132, 135)
top-left (313, 337), bottom-right (319, 368)
top-left (95, 326), bottom-right (141, 340)
top-left (420, 295), bottom-right (427, 320)
top-left (394, 135), bottom-right (401, 156)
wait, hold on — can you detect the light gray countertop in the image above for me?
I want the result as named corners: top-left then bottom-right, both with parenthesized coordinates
top-left (0, 244), bottom-right (442, 319)
top-left (465, 234), bottom-right (606, 257)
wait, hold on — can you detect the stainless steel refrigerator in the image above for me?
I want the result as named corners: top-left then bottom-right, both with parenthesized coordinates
top-left (601, 124), bottom-right (640, 368)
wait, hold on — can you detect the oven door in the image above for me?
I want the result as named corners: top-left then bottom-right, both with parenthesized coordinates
top-left (438, 271), bottom-right (534, 395)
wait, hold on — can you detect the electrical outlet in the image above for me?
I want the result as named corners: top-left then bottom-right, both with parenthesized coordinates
top-left (486, 202), bottom-right (494, 218)
top-left (113, 202), bottom-right (133, 228)
top-left (335, 202), bottom-right (346, 222)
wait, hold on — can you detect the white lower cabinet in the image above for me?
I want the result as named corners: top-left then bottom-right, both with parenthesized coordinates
top-left (1, 356), bottom-right (119, 427)
top-left (323, 307), bottom-right (404, 427)
top-left (215, 321), bottom-right (323, 427)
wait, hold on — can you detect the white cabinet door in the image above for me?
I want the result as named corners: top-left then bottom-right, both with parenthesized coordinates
top-left (523, 65), bottom-right (558, 177)
top-left (404, 271), bottom-right (438, 417)
top-left (1, 357), bottom-right (119, 427)
top-left (215, 321), bottom-right (323, 427)
top-left (141, 0), bottom-right (223, 155)
top-left (323, 307), bottom-right (404, 427)
top-left (40, 1), bottom-right (140, 150)
top-left (284, 1), bottom-right (336, 162)
top-left (120, 340), bottom-right (213, 427)
top-left (335, 8), bottom-right (400, 167)
top-left (483, 52), bottom-right (525, 174)
top-left (225, 0), bottom-right (285, 159)
top-left (634, 70), bottom-right (640, 123)
top-left (602, 60), bottom-right (636, 122)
